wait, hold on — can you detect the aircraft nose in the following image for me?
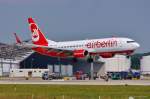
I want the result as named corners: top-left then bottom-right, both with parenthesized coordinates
top-left (135, 42), bottom-right (140, 48)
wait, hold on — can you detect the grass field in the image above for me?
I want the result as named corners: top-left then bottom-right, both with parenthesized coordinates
top-left (0, 85), bottom-right (150, 99)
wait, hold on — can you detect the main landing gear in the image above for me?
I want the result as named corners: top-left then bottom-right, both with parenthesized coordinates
top-left (72, 56), bottom-right (99, 80)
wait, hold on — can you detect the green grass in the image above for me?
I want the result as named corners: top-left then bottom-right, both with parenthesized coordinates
top-left (0, 85), bottom-right (150, 99)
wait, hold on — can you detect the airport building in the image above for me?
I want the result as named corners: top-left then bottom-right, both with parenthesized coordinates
top-left (10, 69), bottom-right (49, 78)
top-left (0, 59), bottom-right (20, 76)
top-left (100, 55), bottom-right (130, 73)
top-left (141, 55), bottom-right (150, 75)
top-left (0, 43), bottom-right (32, 76)
top-left (9, 51), bottom-right (131, 78)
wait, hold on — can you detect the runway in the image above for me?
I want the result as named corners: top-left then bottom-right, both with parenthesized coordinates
top-left (0, 78), bottom-right (150, 85)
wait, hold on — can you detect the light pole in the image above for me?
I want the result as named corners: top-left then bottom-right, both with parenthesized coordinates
top-left (9, 59), bottom-right (12, 75)
top-left (24, 60), bottom-right (26, 69)
top-left (88, 56), bottom-right (94, 80)
top-left (31, 58), bottom-right (34, 69)
top-left (58, 57), bottom-right (61, 74)
top-left (0, 58), bottom-right (3, 76)
top-left (10, 59), bottom-right (12, 69)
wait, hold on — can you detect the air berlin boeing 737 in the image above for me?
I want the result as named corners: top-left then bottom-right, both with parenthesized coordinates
top-left (14, 17), bottom-right (140, 61)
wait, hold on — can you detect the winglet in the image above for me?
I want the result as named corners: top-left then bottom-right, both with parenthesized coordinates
top-left (28, 17), bottom-right (35, 24)
top-left (14, 33), bottom-right (22, 44)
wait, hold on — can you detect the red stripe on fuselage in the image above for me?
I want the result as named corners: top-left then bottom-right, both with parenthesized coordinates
top-left (90, 50), bottom-right (134, 56)
top-left (33, 47), bottom-right (134, 58)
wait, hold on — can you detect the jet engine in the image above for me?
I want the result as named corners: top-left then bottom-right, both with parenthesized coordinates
top-left (73, 49), bottom-right (88, 58)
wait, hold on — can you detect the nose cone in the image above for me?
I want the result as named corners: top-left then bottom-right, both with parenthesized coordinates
top-left (135, 42), bottom-right (140, 49)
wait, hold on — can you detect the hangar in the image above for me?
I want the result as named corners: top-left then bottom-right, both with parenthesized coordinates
top-left (19, 52), bottom-right (105, 77)
top-left (18, 52), bottom-right (131, 79)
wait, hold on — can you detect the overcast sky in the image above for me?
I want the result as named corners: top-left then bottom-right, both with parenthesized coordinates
top-left (0, 0), bottom-right (149, 53)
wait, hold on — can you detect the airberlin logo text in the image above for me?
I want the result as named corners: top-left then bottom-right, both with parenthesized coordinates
top-left (86, 40), bottom-right (117, 48)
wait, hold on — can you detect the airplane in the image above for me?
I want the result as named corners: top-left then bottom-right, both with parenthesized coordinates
top-left (14, 17), bottom-right (140, 62)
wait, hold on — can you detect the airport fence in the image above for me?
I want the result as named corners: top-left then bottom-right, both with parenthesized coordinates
top-left (0, 95), bottom-right (148, 99)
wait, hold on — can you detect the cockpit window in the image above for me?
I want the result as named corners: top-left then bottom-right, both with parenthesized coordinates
top-left (127, 41), bottom-right (135, 43)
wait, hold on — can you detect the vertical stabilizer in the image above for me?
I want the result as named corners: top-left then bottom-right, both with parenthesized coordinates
top-left (28, 17), bottom-right (49, 46)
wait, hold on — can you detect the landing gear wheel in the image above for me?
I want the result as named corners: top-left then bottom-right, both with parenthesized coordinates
top-left (87, 57), bottom-right (93, 63)
top-left (126, 55), bottom-right (130, 58)
top-left (72, 57), bottom-right (78, 62)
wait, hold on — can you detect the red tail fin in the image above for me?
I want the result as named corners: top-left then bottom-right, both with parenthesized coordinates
top-left (28, 17), bottom-right (48, 46)
top-left (14, 33), bottom-right (22, 44)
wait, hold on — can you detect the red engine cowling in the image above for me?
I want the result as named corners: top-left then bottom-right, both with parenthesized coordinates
top-left (100, 53), bottom-right (115, 58)
top-left (73, 49), bottom-right (88, 58)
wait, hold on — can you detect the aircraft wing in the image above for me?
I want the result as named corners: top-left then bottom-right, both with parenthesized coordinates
top-left (16, 42), bottom-right (73, 57)
top-left (14, 33), bottom-right (73, 57)
top-left (16, 43), bottom-right (50, 48)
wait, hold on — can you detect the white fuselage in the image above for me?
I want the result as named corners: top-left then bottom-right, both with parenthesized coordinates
top-left (48, 37), bottom-right (140, 54)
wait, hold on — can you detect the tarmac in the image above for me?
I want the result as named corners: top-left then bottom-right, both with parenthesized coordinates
top-left (0, 78), bottom-right (150, 85)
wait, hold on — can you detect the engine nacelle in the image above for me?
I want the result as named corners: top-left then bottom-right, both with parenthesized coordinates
top-left (100, 53), bottom-right (115, 58)
top-left (73, 49), bottom-right (88, 58)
